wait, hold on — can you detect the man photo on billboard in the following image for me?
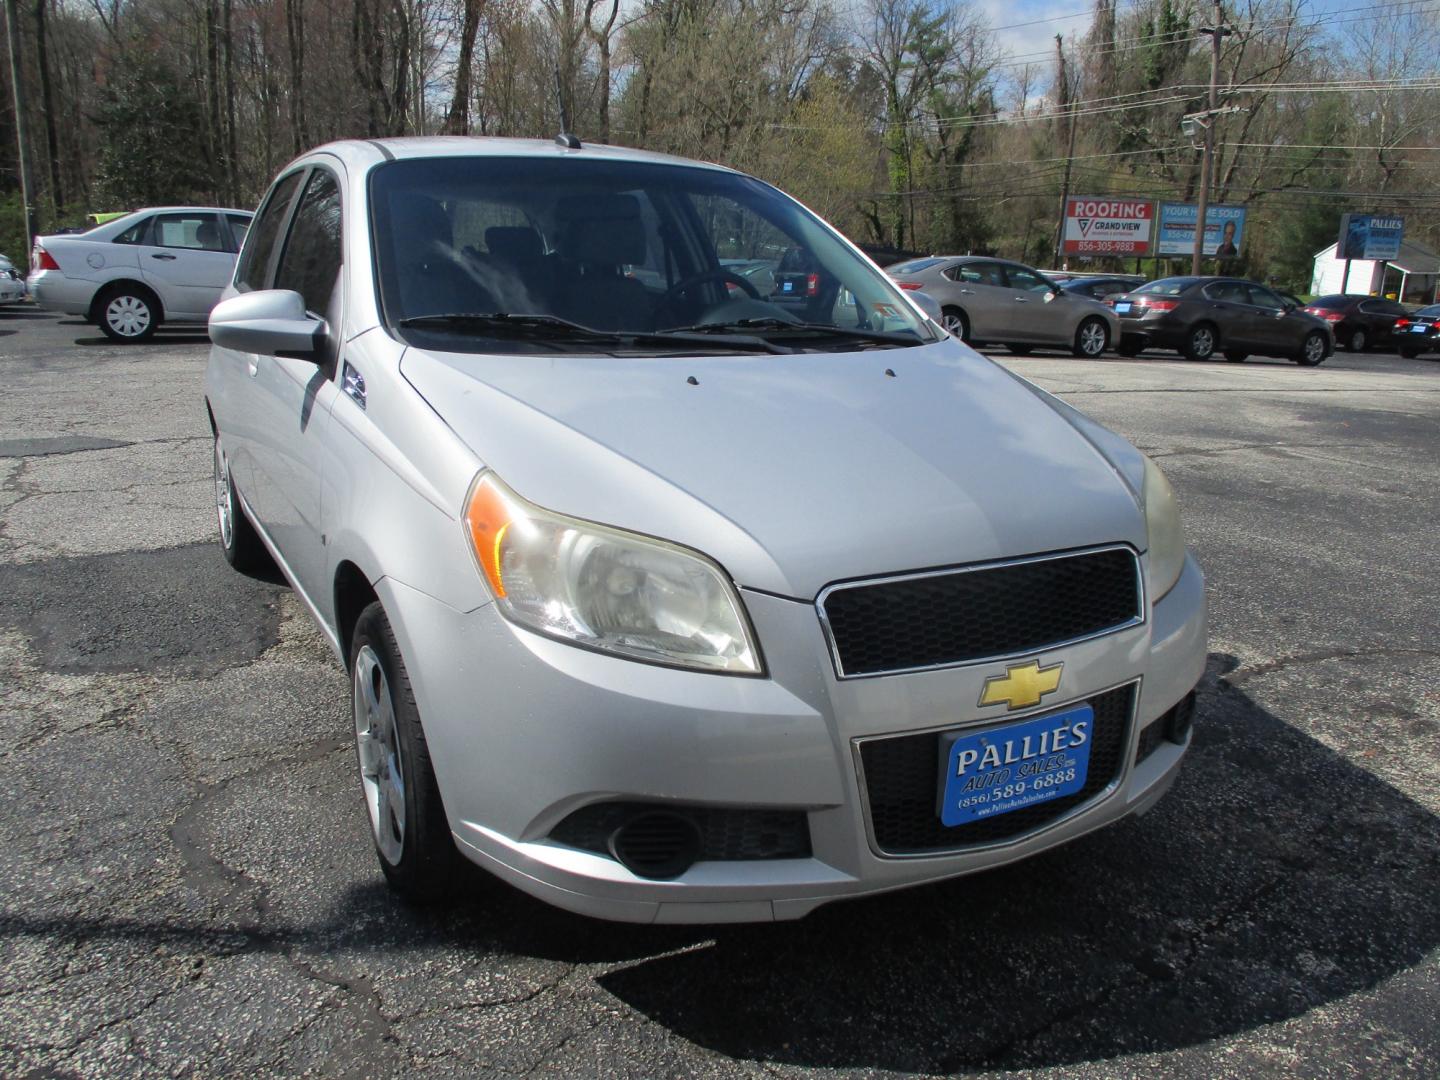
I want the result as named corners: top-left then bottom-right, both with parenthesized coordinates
top-left (1341, 216), bottom-right (1369, 260)
top-left (1216, 219), bottom-right (1239, 258)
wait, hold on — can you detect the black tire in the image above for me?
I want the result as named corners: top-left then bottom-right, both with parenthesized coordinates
top-left (212, 432), bottom-right (270, 572)
top-left (1224, 351), bottom-right (1248, 363)
top-left (1072, 316), bottom-right (1109, 358)
top-left (1006, 343), bottom-right (1033, 355)
top-left (350, 602), bottom-right (457, 901)
top-left (1183, 323), bottom-right (1218, 362)
top-left (1399, 348), bottom-right (1420, 360)
top-left (1117, 339), bottom-right (1145, 357)
top-left (940, 306), bottom-right (970, 342)
top-left (1346, 327), bottom-right (1367, 352)
top-left (1295, 331), bottom-right (1328, 366)
top-left (96, 284), bottom-right (160, 343)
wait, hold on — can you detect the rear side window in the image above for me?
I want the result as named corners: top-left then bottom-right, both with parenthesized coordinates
top-left (956, 262), bottom-right (1005, 287)
top-left (113, 218), bottom-right (149, 245)
top-left (275, 170), bottom-right (343, 317)
top-left (1359, 299), bottom-right (1406, 315)
top-left (237, 171), bottom-right (305, 291)
top-left (150, 212), bottom-right (224, 251)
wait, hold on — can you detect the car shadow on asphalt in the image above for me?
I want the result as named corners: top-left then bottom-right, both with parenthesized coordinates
top-left (2, 654), bottom-right (1434, 1070)
top-left (74, 332), bottom-right (212, 347)
top-left (583, 657), bottom-right (1440, 1071)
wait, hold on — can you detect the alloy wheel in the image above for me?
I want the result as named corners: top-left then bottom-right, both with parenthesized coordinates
top-left (354, 645), bottom-right (407, 865)
top-left (213, 441), bottom-right (233, 550)
top-left (1079, 320), bottom-right (1107, 357)
top-left (1305, 334), bottom-right (1326, 364)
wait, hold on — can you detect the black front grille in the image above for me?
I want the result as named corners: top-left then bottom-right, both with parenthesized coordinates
top-left (550, 803), bottom-right (811, 862)
top-left (857, 684), bottom-right (1135, 854)
top-left (822, 547), bottom-right (1141, 677)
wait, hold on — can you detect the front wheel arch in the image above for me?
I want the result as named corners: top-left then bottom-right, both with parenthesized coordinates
top-left (335, 561), bottom-right (381, 672)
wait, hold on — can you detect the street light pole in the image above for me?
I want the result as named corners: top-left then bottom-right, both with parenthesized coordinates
top-left (1191, 0), bottom-right (1226, 276)
top-left (4, 0), bottom-right (36, 254)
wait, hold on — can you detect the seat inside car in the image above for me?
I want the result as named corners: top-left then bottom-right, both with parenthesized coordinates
top-left (387, 193), bottom-right (492, 318)
top-left (479, 226), bottom-right (552, 313)
top-left (552, 194), bottom-right (653, 331)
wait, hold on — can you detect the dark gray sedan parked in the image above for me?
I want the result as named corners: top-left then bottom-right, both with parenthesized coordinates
top-left (886, 256), bottom-right (1119, 358)
top-left (1112, 277), bottom-right (1333, 365)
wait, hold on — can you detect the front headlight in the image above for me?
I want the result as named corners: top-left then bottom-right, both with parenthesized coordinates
top-left (463, 472), bottom-right (761, 674)
top-left (1141, 455), bottom-right (1186, 601)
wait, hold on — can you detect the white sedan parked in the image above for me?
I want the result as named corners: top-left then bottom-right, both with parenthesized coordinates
top-left (27, 207), bottom-right (253, 341)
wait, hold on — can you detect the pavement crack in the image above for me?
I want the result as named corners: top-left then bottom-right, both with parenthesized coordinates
top-left (167, 736), bottom-right (349, 924)
top-left (1226, 647), bottom-right (1440, 687)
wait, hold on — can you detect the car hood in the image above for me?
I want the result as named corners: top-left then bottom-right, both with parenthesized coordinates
top-left (400, 338), bottom-right (1148, 599)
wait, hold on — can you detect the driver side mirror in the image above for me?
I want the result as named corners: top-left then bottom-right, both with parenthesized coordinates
top-left (210, 289), bottom-right (326, 360)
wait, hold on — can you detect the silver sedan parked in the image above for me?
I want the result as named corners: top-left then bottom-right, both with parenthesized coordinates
top-left (28, 207), bottom-right (253, 341)
top-left (888, 256), bottom-right (1120, 358)
top-left (206, 137), bottom-right (1206, 923)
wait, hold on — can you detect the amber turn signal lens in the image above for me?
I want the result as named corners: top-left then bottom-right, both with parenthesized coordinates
top-left (463, 475), bottom-right (515, 598)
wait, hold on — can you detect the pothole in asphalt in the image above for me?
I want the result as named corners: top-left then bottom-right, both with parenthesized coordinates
top-left (0, 542), bottom-right (283, 675)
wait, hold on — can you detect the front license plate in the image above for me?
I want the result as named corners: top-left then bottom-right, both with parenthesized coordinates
top-left (1114, 301), bottom-right (1132, 314)
top-left (939, 705), bottom-right (1094, 827)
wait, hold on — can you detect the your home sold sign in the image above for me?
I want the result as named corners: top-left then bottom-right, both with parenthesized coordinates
top-left (1062, 198), bottom-right (1155, 256)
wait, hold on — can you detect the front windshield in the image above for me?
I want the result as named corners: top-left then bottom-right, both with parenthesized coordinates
top-left (369, 156), bottom-right (935, 352)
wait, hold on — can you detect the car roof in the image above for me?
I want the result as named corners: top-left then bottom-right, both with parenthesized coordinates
top-left (298, 136), bottom-right (742, 177)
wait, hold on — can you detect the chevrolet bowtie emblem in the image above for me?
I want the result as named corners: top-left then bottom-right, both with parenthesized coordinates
top-left (979, 660), bottom-right (1064, 711)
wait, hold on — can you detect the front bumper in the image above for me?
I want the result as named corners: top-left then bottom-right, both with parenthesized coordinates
top-left (380, 551), bottom-right (1207, 923)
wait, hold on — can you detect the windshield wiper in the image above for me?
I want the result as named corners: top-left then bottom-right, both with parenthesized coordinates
top-left (664, 317), bottom-right (924, 347)
top-left (398, 312), bottom-right (792, 354)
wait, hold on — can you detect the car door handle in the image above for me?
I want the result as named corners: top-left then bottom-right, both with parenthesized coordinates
top-left (958, 288), bottom-right (975, 295)
top-left (150, 252), bottom-right (177, 261)
top-left (1014, 297), bottom-right (1030, 303)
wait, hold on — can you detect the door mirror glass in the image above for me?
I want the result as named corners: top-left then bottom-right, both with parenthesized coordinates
top-left (210, 289), bottom-right (325, 359)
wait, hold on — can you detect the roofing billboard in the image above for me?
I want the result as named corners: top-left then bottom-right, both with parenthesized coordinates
top-left (1062, 198), bottom-right (1155, 256)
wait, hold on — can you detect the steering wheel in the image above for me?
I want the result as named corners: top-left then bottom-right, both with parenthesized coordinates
top-left (660, 268), bottom-right (762, 305)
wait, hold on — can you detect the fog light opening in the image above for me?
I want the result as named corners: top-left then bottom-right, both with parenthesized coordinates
top-left (1165, 692), bottom-right (1196, 745)
top-left (609, 811), bottom-right (702, 880)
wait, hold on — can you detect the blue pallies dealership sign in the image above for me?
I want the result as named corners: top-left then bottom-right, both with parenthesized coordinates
top-left (1338, 214), bottom-right (1404, 261)
top-left (1157, 202), bottom-right (1247, 258)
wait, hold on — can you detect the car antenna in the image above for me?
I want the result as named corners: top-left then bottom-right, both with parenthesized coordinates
top-left (554, 71), bottom-right (582, 150)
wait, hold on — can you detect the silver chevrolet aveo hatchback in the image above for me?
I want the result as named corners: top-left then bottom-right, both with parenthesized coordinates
top-left (206, 137), bottom-right (1206, 924)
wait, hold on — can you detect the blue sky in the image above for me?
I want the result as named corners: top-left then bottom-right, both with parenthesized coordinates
top-left (981, 0), bottom-right (1368, 64)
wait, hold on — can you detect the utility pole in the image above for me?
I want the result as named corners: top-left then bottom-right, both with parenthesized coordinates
top-left (4, 0), bottom-right (35, 253)
top-left (1191, 0), bottom-right (1229, 276)
top-left (1052, 36), bottom-right (1078, 268)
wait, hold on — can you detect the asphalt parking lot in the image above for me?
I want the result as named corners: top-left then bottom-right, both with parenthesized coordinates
top-left (2, 306), bottom-right (1438, 1078)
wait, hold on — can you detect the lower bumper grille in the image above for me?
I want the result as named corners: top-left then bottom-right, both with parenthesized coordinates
top-left (550, 802), bottom-right (811, 863)
top-left (858, 683), bottom-right (1136, 855)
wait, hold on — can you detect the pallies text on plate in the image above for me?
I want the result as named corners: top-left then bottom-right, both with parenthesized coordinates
top-left (954, 720), bottom-right (1090, 777)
